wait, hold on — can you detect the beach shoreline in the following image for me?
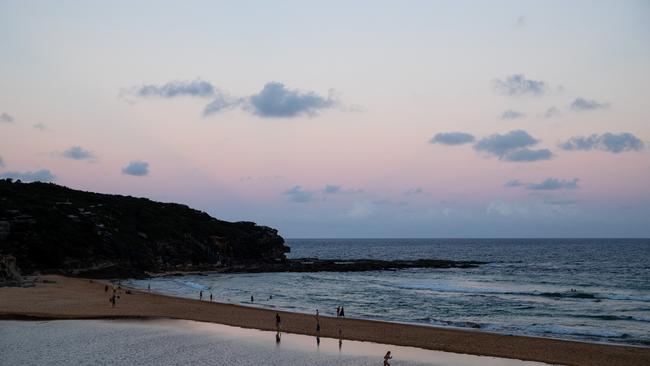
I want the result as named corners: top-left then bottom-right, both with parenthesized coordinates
top-left (1, 275), bottom-right (648, 366)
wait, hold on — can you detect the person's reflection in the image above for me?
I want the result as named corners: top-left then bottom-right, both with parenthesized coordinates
top-left (338, 328), bottom-right (343, 351)
top-left (316, 335), bottom-right (321, 347)
top-left (275, 330), bottom-right (281, 345)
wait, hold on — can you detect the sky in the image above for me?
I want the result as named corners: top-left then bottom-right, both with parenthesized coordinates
top-left (1, 0), bottom-right (649, 237)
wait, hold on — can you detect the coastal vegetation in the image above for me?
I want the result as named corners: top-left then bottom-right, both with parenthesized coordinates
top-left (0, 179), bottom-right (289, 280)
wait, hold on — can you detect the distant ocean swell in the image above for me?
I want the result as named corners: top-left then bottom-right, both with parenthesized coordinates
top-left (394, 283), bottom-right (650, 303)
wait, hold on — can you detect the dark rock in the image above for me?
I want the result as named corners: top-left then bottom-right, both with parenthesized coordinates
top-left (0, 180), bottom-right (289, 279)
top-left (224, 258), bottom-right (486, 273)
top-left (0, 255), bottom-right (22, 286)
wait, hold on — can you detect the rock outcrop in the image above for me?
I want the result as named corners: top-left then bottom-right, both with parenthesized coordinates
top-left (0, 255), bottom-right (22, 286)
top-left (224, 258), bottom-right (485, 273)
top-left (0, 179), bottom-right (289, 279)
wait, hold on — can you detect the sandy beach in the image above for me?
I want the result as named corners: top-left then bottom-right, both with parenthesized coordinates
top-left (1, 275), bottom-right (648, 366)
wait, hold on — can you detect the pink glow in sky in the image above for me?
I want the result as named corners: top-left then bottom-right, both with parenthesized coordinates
top-left (1, 1), bottom-right (649, 237)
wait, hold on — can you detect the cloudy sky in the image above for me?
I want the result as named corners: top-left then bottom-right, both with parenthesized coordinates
top-left (1, 1), bottom-right (649, 237)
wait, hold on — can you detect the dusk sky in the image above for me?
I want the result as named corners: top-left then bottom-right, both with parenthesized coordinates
top-left (1, 1), bottom-right (649, 237)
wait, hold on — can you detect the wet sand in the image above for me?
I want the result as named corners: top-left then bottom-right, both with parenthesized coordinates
top-left (1, 275), bottom-right (648, 366)
top-left (1, 319), bottom-right (549, 366)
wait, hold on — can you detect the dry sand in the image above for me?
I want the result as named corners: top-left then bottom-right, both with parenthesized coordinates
top-left (1, 275), bottom-right (648, 366)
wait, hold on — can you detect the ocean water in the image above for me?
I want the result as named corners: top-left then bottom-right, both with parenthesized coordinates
top-left (126, 239), bottom-right (650, 347)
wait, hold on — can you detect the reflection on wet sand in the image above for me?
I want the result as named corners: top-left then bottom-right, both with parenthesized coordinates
top-left (1, 319), bottom-right (555, 366)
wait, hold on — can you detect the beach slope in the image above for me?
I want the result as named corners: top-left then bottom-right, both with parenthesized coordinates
top-left (1, 276), bottom-right (648, 366)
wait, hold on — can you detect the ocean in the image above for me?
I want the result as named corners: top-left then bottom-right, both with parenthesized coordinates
top-left (125, 239), bottom-right (650, 346)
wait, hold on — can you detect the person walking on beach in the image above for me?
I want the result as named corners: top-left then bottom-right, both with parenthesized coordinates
top-left (383, 351), bottom-right (392, 366)
top-left (336, 306), bottom-right (340, 317)
top-left (340, 306), bottom-right (345, 317)
top-left (200, 290), bottom-right (203, 301)
top-left (210, 293), bottom-right (213, 301)
top-left (251, 295), bottom-right (254, 303)
top-left (275, 312), bottom-right (281, 331)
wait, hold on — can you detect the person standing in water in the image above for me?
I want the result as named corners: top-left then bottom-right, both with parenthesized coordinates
top-left (340, 306), bottom-right (345, 317)
top-left (251, 295), bottom-right (254, 303)
top-left (199, 290), bottom-right (203, 301)
top-left (383, 351), bottom-right (392, 366)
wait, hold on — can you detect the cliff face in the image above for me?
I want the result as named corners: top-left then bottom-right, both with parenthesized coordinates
top-left (0, 255), bottom-right (22, 286)
top-left (0, 180), bottom-right (289, 278)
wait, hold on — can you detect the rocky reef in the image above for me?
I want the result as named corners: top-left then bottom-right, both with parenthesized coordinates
top-left (0, 179), bottom-right (289, 279)
top-left (224, 258), bottom-right (485, 273)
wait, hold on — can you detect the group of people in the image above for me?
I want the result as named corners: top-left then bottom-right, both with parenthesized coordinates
top-left (276, 308), bottom-right (391, 364)
top-left (105, 284), bottom-right (119, 307)
top-left (102, 282), bottom-right (391, 364)
top-left (198, 290), bottom-right (213, 301)
top-left (336, 305), bottom-right (345, 317)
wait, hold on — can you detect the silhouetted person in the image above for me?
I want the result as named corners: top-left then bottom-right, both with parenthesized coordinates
top-left (276, 313), bottom-right (281, 331)
top-left (200, 290), bottom-right (203, 300)
top-left (251, 295), bottom-right (254, 303)
top-left (316, 336), bottom-right (320, 346)
top-left (340, 306), bottom-right (345, 317)
top-left (316, 319), bottom-right (321, 335)
top-left (336, 306), bottom-right (340, 316)
top-left (384, 351), bottom-right (392, 366)
top-left (147, 283), bottom-right (151, 291)
top-left (210, 293), bottom-right (213, 301)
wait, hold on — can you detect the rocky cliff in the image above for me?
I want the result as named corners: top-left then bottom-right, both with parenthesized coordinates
top-left (0, 179), bottom-right (289, 279)
top-left (0, 255), bottom-right (22, 286)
